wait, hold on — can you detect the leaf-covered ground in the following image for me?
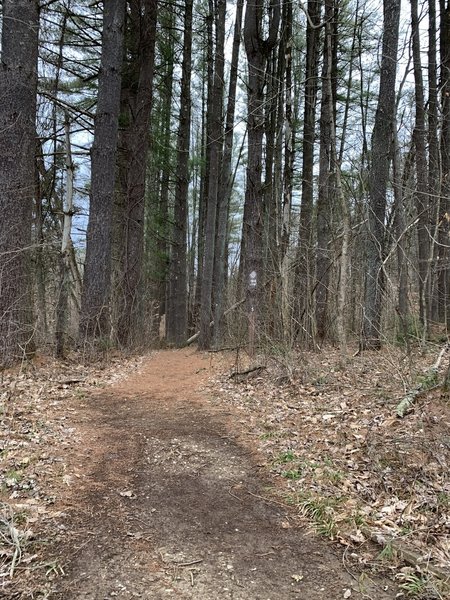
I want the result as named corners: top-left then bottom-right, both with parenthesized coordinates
top-left (208, 344), bottom-right (450, 598)
top-left (0, 354), bottom-right (145, 598)
top-left (0, 345), bottom-right (449, 599)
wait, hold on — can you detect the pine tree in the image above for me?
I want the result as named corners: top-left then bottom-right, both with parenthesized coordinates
top-left (0, 0), bottom-right (39, 366)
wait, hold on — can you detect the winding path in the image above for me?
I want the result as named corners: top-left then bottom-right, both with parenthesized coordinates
top-left (53, 349), bottom-right (395, 599)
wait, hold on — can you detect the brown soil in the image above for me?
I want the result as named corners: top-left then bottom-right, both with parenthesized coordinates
top-left (46, 349), bottom-right (396, 599)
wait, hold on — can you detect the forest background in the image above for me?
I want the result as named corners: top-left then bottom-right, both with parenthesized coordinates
top-left (1, 1), bottom-right (450, 596)
top-left (0, 0), bottom-right (449, 364)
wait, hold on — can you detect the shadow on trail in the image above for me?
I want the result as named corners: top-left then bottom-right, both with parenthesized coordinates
top-left (52, 350), bottom-right (395, 600)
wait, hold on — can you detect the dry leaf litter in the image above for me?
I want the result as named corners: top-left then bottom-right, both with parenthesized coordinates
top-left (206, 345), bottom-right (450, 597)
top-left (0, 353), bottom-right (146, 598)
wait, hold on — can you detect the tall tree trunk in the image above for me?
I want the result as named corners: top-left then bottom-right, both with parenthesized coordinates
top-left (212, 0), bottom-right (244, 347)
top-left (438, 0), bottom-right (450, 329)
top-left (411, 0), bottom-right (431, 330)
top-left (56, 117), bottom-right (76, 358)
top-left (393, 127), bottom-right (410, 339)
top-left (335, 0), bottom-right (361, 350)
top-left (79, 0), bottom-right (126, 344)
top-left (263, 7), bottom-right (288, 339)
top-left (315, 0), bottom-right (335, 343)
top-left (199, 0), bottom-right (226, 350)
top-left (0, 0), bottom-right (39, 367)
top-left (116, 0), bottom-right (157, 347)
top-left (156, 8), bottom-right (176, 323)
top-left (428, 0), bottom-right (440, 321)
top-left (361, 0), bottom-right (400, 349)
top-left (194, 11), bottom-right (214, 329)
top-left (280, 0), bottom-right (294, 341)
top-left (34, 143), bottom-right (48, 342)
top-left (294, 0), bottom-right (321, 343)
top-left (242, 0), bottom-right (280, 353)
top-left (263, 48), bottom-right (279, 301)
top-left (166, 0), bottom-right (193, 346)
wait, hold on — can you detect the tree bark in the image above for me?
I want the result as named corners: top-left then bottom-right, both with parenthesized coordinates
top-left (438, 0), bottom-right (450, 329)
top-left (56, 116), bottom-right (76, 358)
top-left (194, 10), bottom-right (214, 330)
top-left (411, 0), bottom-right (431, 330)
top-left (294, 0), bottom-right (321, 343)
top-left (0, 0), bottom-right (39, 367)
top-left (242, 0), bottom-right (280, 351)
top-left (212, 0), bottom-right (244, 347)
top-left (392, 127), bottom-right (410, 340)
top-left (166, 0), bottom-right (193, 346)
top-left (116, 0), bottom-right (157, 348)
top-left (315, 0), bottom-right (335, 343)
top-left (361, 0), bottom-right (400, 350)
top-left (79, 0), bottom-right (126, 344)
top-left (428, 0), bottom-right (440, 321)
top-left (34, 142), bottom-right (48, 342)
top-left (199, 0), bottom-right (226, 350)
top-left (280, 0), bottom-right (294, 341)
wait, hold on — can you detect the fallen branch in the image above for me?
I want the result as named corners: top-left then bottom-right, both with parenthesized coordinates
top-left (0, 503), bottom-right (31, 579)
top-left (207, 346), bottom-right (239, 353)
top-left (443, 358), bottom-right (450, 394)
top-left (396, 343), bottom-right (449, 417)
top-left (362, 526), bottom-right (450, 582)
top-left (230, 365), bottom-right (266, 381)
top-left (175, 559), bottom-right (203, 567)
top-left (57, 377), bottom-right (86, 385)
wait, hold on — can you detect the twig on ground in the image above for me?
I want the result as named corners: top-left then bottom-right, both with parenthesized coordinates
top-left (230, 365), bottom-right (266, 381)
top-left (244, 488), bottom-right (290, 509)
top-left (396, 343), bottom-right (449, 417)
top-left (176, 559), bottom-right (203, 567)
top-left (0, 503), bottom-right (29, 579)
top-left (361, 526), bottom-right (450, 582)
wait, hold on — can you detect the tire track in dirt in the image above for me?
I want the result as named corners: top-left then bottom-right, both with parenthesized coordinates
top-left (52, 349), bottom-right (396, 599)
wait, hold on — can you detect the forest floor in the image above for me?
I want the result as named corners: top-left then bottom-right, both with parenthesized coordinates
top-left (0, 345), bottom-right (449, 599)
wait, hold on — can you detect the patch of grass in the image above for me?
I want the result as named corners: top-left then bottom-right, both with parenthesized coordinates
top-left (260, 432), bottom-right (273, 439)
top-left (313, 375), bottom-right (329, 386)
top-left (396, 570), bottom-right (430, 598)
top-left (296, 494), bottom-right (340, 540)
top-left (316, 518), bottom-right (338, 538)
top-left (282, 469), bottom-right (301, 480)
top-left (260, 431), bottom-right (277, 440)
top-left (284, 492), bottom-right (301, 506)
top-left (5, 470), bottom-right (22, 486)
top-left (273, 450), bottom-right (296, 464)
top-left (260, 429), bottom-right (290, 440)
top-left (377, 541), bottom-right (396, 562)
top-left (399, 524), bottom-right (414, 537)
top-left (324, 467), bottom-right (344, 484)
top-left (351, 509), bottom-right (367, 529)
top-left (437, 492), bottom-right (450, 509)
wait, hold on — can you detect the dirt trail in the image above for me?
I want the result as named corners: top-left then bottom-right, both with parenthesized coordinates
top-left (52, 349), bottom-right (395, 599)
